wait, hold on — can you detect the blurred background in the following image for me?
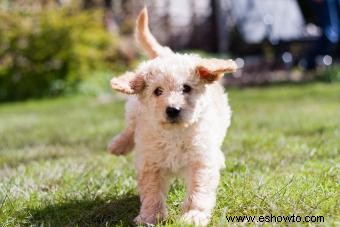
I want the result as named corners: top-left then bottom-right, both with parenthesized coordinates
top-left (1, 2), bottom-right (339, 225)
top-left (0, 0), bottom-right (339, 102)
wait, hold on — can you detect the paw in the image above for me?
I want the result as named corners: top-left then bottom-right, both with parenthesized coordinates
top-left (134, 213), bottom-right (166, 225)
top-left (107, 130), bottom-right (134, 155)
top-left (134, 215), bottom-right (147, 225)
top-left (107, 137), bottom-right (129, 155)
top-left (181, 210), bottom-right (210, 226)
top-left (107, 139), bottom-right (124, 155)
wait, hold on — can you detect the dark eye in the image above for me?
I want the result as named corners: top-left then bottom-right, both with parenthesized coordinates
top-left (183, 84), bottom-right (192, 93)
top-left (153, 87), bottom-right (163, 96)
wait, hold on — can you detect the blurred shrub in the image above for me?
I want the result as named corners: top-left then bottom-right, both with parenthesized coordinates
top-left (0, 9), bottom-right (119, 102)
top-left (316, 66), bottom-right (340, 83)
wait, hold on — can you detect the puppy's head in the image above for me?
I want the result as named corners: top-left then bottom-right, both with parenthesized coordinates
top-left (111, 7), bottom-right (237, 128)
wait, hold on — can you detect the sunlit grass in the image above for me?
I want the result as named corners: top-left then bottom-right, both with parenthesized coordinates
top-left (0, 83), bottom-right (339, 226)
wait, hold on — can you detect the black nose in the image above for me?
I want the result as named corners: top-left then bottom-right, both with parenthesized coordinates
top-left (166, 107), bottom-right (181, 119)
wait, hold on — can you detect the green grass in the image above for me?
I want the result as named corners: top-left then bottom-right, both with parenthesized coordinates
top-left (0, 83), bottom-right (339, 226)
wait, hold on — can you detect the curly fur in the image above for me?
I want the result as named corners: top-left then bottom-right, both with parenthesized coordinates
top-left (108, 7), bottom-right (237, 226)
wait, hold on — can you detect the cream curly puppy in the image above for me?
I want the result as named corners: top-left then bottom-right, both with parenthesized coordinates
top-left (108, 7), bottom-right (236, 226)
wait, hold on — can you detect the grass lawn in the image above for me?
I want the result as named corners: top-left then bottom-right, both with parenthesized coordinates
top-left (0, 82), bottom-right (339, 226)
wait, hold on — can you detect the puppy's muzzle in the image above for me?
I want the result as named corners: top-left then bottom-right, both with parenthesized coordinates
top-left (166, 107), bottom-right (181, 122)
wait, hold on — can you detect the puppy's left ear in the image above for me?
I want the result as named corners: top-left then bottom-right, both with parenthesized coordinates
top-left (196, 58), bottom-right (237, 83)
top-left (110, 72), bottom-right (145, 94)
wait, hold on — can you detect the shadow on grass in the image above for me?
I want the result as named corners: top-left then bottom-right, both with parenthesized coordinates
top-left (28, 195), bottom-right (140, 226)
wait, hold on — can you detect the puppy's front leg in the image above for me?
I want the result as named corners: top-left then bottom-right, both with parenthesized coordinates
top-left (134, 167), bottom-right (168, 225)
top-left (182, 163), bottom-right (220, 226)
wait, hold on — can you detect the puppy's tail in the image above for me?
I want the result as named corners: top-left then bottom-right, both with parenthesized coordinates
top-left (108, 126), bottom-right (134, 155)
top-left (135, 7), bottom-right (172, 59)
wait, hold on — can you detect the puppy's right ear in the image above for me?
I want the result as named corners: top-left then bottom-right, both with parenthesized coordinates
top-left (110, 72), bottom-right (145, 94)
top-left (196, 58), bottom-right (237, 83)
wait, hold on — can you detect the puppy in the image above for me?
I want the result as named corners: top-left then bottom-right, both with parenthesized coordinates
top-left (108, 7), bottom-right (237, 226)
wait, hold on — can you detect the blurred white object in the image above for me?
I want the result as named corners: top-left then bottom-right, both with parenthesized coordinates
top-left (316, 55), bottom-right (333, 66)
top-left (305, 23), bottom-right (322, 37)
top-left (282, 52), bottom-right (293, 64)
top-left (235, 57), bottom-right (245, 68)
top-left (232, 0), bottom-right (305, 44)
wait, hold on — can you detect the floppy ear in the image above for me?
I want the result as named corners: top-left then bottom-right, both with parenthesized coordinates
top-left (110, 72), bottom-right (145, 94)
top-left (196, 58), bottom-right (237, 83)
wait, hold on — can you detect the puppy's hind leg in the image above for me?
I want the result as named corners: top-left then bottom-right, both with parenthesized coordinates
top-left (107, 126), bottom-right (134, 155)
top-left (108, 96), bottom-right (137, 155)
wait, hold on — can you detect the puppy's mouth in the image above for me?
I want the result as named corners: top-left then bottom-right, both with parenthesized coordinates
top-left (161, 117), bottom-right (191, 128)
top-left (171, 121), bottom-right (182, 126)
top-left (163, 118), bottom-right (180, 125)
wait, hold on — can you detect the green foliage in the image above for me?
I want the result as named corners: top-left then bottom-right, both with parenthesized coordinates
top-left (0, 9), bottom-right (117, 102)
top-left (316, 66), bottom-right (340, 82)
